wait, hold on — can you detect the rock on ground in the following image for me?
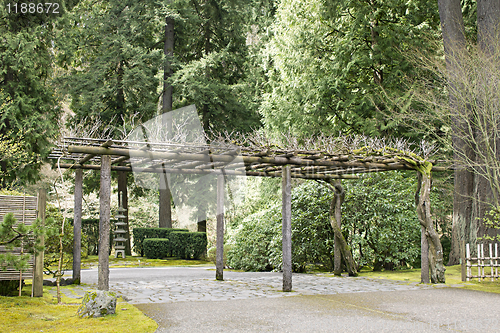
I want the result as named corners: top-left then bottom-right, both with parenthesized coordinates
top-left (77, 290), bottom-right (117, 318)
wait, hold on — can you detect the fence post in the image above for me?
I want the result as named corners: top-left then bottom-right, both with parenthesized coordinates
top-left (460, 239), bottom-right (466, 282)
top-left (466, 243), bottom-right (470, 282)
top-left (33, 189), bottom-right (46, 297)
top-left (490, 243), bottom-right (493, 282)
top-left (495, 243), bottom-right (498, 279)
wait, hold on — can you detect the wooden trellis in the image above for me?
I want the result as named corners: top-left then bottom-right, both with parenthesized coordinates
top-left (49, 133), bottom-right (449, 290)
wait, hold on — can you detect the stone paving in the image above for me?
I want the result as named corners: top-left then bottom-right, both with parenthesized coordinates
top-left (46, 268), bottom-right (446, 305)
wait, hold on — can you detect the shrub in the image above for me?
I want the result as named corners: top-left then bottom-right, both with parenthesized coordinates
top-left (169, 231), bottom-right (189, 259)
top-left (207, 244), bottom-right (232, 266)
top-left (143, 238), bottom-right (170, 259)
top-left (227, 183), bottom-right (335, 273)
top-left (185, 232), bottom-right (207, 259)
top-left (0, 280), bottom-right (19, 296)
top-left (133, 228), bottom-right (189, 256)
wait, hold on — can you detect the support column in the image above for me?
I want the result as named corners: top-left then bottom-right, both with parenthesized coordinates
top-left (334, 179), bottom-right (343, 276)
top-left (98, 156), bottom-right (111, 291)
top-left (421, 226), bottom-right (429, 283)
top-left (33, 188), bottom-right (46, 297)
top-left (282, 165), bottom-right (292, 292)
top-left (216, 174), bottom-right (224, 281)
top-left (73, 169), bottom-right (83, 284)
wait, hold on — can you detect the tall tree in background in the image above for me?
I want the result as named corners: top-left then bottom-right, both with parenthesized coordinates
top-left (170, 0), bottom-right (261, 134)
top-left (58, 0), bottom-right (163, 133)
top-left (261, 0), bottom-right (441, 139)
top-left (0, 1), bottom-right (72, 187)
top-left (439, 0), bottom-right (500, 264)
top-left (159, 16), bottom-right (174, 228)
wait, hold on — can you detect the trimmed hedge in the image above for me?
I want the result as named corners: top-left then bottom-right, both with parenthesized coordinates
top-left (133, 227), bottom-right (188, 256)
top-left (142, 230), bottom-right (207, 260)
top-left (143, 238), bottom-right (170, 259)
top-left (185, 232), bottom-right (208, 259)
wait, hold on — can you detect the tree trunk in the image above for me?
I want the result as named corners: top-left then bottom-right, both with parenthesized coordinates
top-left (328, 180), bottom-right (358, 277)
top-left (159, 16), bottom-right (174, 229)
top-left (438, 0), bottom-right (475, 266)
top-left (474, 0), bottom-right (500, 242)
top-left (416, 172), bottom-right (446, 283)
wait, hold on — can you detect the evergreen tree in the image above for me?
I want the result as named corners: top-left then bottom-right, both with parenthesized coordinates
top-left (170, 0), bottom-right (262, 134)
top-left (261, 0), bottom-right (441, 139)
top-left (57, 0), bottom-right (164, 132)
top-left (0, 1), bottom-right (72, 187)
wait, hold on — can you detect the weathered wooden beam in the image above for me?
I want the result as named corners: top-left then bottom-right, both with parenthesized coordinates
top-left (33, 189), bottom-right (46, 297)
top-left (67, 146), bottom-right (416, 171)
top-left (282, 165), bottom-right (292, 292)
top-left (216, 174), bottom-right (224, 281)
top-left (73, 169), bottom-right (83, 284)
top-left (55, 163), bottom-right (360, 179)
top-left (98, 155), bottom-right (111, 291)
top-left (78, 140), bottom-right (114, 165)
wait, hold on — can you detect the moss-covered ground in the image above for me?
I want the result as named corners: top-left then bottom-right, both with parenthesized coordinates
top-left (0, 282), bottom-right (157, 333)
top-left (354, 264), bottom-right (500, 294)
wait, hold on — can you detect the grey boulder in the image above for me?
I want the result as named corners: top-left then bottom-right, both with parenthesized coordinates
top-left (77, 290), bottom-right (117, 318)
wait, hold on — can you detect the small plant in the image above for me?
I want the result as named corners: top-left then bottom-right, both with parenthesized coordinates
top-left (481, 205), bottom-right (500, 242)
top-left (0, 213), bottom-right (45, 272)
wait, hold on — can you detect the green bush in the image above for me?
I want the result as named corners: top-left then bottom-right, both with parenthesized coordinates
top-left (169, 231), bottom-right (189, 259)
top-left (143, 238), bottom-right (170, 259)
top-left (342, 171), bottom-right (421, 270)
top-left (227, 183), bottom-right (335, 272)
top-left (0, 280), bottom-right (19, 296)
top-left (185, 232), bottom-right (207, 259)
top-left (227, 172), bottom-right (429, 273)
top-left (133, 227), bottom-right (188, 256)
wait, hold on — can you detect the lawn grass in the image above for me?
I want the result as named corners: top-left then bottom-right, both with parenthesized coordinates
top-left (0, 282), bottom-right (157, 333)
top-left (355, 264), bottom-right (500, 294)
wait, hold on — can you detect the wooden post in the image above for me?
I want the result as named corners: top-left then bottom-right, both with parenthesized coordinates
top-left (73, 169), bottom-right (83, 284)
top-left (33, 189), bottom-right (46, 297)
top-left (98, 156), bottom-right (111, 291)
top-left (282, 165), bottom-right (292, 292)
top-left (460, 239), bottom-right (466, 282)
top-left (477, 244), bottom-right (481, 282)
top-left (215, 174), bottom-right (224, 281)
top-left (490, 243), bottom-right (494, 281)
top-left (495, 243), bottom-right (498, 278)
top-left (421, 226), bottom-right (429, 283)
top-left (333, 180), bottom-right (342, 276)
top-left (466, 243), bottom-right (470, 281)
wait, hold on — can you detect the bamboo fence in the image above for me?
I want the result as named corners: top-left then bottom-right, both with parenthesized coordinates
top-left (466, 243), bottom-right (500, 282)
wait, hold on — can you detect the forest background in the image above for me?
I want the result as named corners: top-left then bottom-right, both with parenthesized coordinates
top-left (0, 0), bottom-right (496, 273)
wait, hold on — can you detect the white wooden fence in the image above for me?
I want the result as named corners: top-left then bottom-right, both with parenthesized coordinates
top-left (466, 243), bottom-right (500, 282)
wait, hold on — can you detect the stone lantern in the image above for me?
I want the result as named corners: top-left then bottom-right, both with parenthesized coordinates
top-left (114, 198), bottom-right (127, 259)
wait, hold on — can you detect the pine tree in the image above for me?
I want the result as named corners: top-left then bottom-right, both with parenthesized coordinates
top-left (0, 1), bottom-right (68, 187)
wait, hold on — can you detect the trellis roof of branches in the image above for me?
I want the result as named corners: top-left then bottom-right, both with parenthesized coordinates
top-left (48, 131), bottom-right (448, 180)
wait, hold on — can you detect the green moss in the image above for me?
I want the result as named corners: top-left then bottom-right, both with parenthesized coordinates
top-left (0, 285), bottom-right (157, 332)
top-left (354, 265), bottom-right (500, 293)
